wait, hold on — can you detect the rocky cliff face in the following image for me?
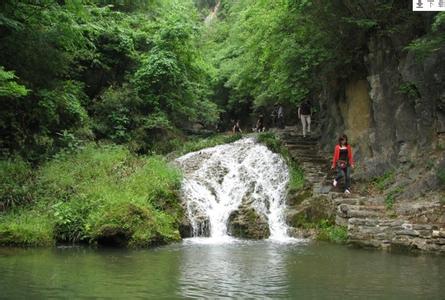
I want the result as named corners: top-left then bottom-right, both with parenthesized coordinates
top-left (318, 33), bottom-right (445, 180)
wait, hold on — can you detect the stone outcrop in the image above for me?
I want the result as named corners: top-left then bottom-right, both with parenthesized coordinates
top-left (278, 127), bottom-right (445, 255)
top-left (317, 35), bottom-right (445, 179)
top-left (227, 206), bottom-right (270, 239)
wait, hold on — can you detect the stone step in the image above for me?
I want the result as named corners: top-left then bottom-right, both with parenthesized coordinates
top-left (337, 204), bottom-right (386, 219)
top-left (312, 184), bottom-right (332, 194)
top-left (300, 164), bottom-right (329, 172)
top-left (291, 155), bottom-right (326, 161)
top-left (289, 150), bottom-right (323, 156)
top-left (304, 171), bottom-right (326, 177)
top-left (287, 145), bottom-right (319, 150)
top-left (292, 156), bottom-right (324, 163)
top-left (334, 197), bottom-right (367, 205)
top-left (295, 158), bottom-right (328, 164)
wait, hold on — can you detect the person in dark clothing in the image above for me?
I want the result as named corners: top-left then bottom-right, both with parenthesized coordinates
top-left (271, 103), bottom-right (278, 128)
top-left (331, 134), bottom-right (355, 194)
top-left (232, 120), bottom-right (242, 134)
top-left (255, 114), bottom-right (265, 132)
top-left (277, 104), bottom-right (284, 129)
top-left (298, 100), bottom-right (312, 137)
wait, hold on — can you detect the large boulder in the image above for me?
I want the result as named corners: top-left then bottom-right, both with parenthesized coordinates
top-left (227, 206), bottom-right (270, 239)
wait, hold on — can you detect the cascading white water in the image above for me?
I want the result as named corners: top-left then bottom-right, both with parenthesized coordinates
top-left (176, 137), bottom-right (291, 241)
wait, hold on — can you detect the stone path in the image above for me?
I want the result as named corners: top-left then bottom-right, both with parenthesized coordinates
top-left (276, 126), bottom-right (445, 254)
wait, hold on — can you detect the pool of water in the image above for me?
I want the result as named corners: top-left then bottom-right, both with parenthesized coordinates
top-left (0, 239), bottom-right (444, 299)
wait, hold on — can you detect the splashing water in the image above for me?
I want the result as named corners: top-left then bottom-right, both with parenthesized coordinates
top-left (176, 137), bottom-right (292, 241)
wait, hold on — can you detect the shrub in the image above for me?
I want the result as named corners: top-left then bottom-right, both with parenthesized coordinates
top-left (316, 219), bottom-right (348, 243)
top-left (0, 144), bottom-right (183, 247)
top-left (86, 202), bottom-right (180, 247)
top-left (385, 186), bottom-right (403, 210)
top-left (0, 158), bottom-right (34, 210)
top-left (373, 170), bottom-right (395, 191)
top-left (0, 210), bottom-right (54, 246)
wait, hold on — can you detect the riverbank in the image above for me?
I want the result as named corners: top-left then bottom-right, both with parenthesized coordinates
top-left (0, 134), bottom-right (242, 247)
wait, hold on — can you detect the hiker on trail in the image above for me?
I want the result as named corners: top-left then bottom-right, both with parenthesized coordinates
top-left (331, 134), bottom-right (354, 194)
top-left (255, 114), bottom-right (265, 132)
top-left (298, 100), bottom-right (312, 137)
top-left (277, 104), bottom-right (284, 129)
top-left (232, 120), bottom-right (242, 134)
top-left (271, 103), bottom-right (278, 127)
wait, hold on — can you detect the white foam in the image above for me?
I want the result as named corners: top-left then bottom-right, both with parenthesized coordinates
top-left (176, 137), bottom-right (292, 241)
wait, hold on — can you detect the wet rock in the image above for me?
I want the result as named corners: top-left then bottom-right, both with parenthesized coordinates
top-left (287, 188), bottom-right (313, 206)
top-left (286, 195), bottom-right (335, 228)
top-left (227, 207), bottom-right (270, 239)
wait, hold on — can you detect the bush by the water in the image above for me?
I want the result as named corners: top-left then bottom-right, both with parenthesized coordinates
top-left (0, 144), bottom-right (183, 247)
top-left (316, 220), bottom-right (348, 244)
top-left (0, 158), bottom-right (34, 210)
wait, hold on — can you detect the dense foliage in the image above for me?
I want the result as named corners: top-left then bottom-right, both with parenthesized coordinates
top-left (204, 0), bottom-right (439, 122)
top-left (1, 0), bottom-right (442, 159)
top-left (0, 0), bottom-right (218, 160)
top-left (0, 144), bottom-right (182, 246)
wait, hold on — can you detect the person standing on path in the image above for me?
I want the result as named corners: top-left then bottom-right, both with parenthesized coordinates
top-left (232, 120), bottom-right (242, 134)
top-left (298, 100), bottom-right (312, 137)
top-left (271, 103), bottom-right (277, 128)
top-left (277, 104), bottom-right (284, 129)
top-left (255, 114), bottom-right (265, 132)
top-left (331, 134), bottom-right (354, 194)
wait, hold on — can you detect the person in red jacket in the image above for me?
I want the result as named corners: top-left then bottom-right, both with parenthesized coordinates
top-left (331, 134), bottom-right (354, 194)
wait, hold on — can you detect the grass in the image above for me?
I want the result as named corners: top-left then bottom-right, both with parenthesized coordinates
top-left (292, 218), bottom-right (348, 244)
top-left (0, 143), bottom-right (183, 247)
top-left (0, 210), bottom-right (54, 247)
top-left (372, 170), bottom-right (395, 191)
top-left (173, 133), bottom-right (243, 156)
top-left (256, 132), bottom-right (304, 191)
top-left (0, 158), bottom-right (34, 210)
top-left (316, 220), bottom-right (348, 244)
top-left (385, 186), bottom-right (403, 210)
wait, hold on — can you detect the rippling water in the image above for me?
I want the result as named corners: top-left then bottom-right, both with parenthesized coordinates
top-left (0, 240), bottom-right (444, 299)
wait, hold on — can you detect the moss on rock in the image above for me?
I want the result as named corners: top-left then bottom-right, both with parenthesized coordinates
top-left (286, 195), bottom-right (335, 228)
top-left (227, 207), bottom-right (270, 239)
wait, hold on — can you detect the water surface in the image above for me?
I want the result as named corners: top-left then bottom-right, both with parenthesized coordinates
top-left (0, 240), bottom-right (444, 299)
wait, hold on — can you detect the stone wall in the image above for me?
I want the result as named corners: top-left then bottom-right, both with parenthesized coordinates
top-left (318, 34), bottom-right (445, 179)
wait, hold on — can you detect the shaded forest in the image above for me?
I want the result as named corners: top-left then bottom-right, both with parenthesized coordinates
top-left (1, 1), bottom-right (443, 160)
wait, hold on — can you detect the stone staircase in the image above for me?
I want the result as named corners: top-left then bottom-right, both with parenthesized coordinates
top-left (278, 129), bottom-right (332, 195)
top-left (276, 126), bottom-right (445, 254)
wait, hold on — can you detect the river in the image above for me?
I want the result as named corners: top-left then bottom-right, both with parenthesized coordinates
top-left (1, 239), bottom-right (444, 299)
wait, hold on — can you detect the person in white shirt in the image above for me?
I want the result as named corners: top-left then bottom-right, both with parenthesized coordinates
top-left (298, 100), bottom-right (312, 137)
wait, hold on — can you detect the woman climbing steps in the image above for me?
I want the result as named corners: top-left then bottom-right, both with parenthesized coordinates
top-left (331, 134), bottom-right (354, 194)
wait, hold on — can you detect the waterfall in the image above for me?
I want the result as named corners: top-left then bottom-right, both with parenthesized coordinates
top-left (176, 137), bottom-right (291, 241)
